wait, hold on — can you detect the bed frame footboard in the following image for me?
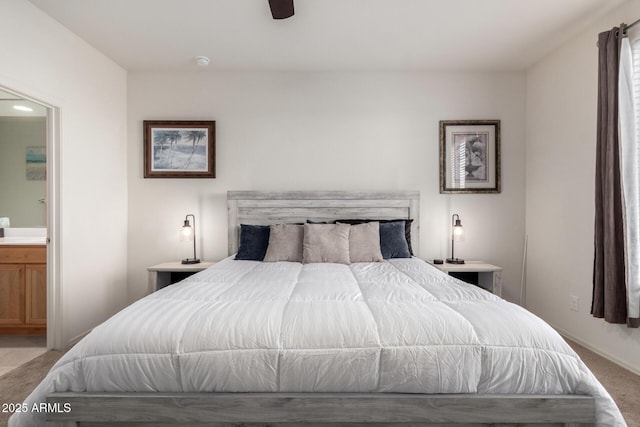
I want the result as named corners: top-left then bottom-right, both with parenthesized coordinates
top-left (45, 392), bottom-right (595, 426)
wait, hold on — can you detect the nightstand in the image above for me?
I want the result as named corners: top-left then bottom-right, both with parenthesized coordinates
top-left (147, 262), bottom-right (215, 293)
top-left (427, 260), bottom-right (502, 297)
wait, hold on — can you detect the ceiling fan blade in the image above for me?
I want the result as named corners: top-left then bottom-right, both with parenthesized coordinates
top-left (268, 0), bottom-right (294, 19)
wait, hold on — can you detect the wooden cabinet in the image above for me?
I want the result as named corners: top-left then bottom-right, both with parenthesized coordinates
top-left (26, 264), bottom-right (47, 325)
top-left (0, 245), bottom-right (46, 334)
top-left (0, 265), bottom-right (25, 325)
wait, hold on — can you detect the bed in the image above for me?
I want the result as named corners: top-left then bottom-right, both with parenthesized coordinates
top-left (9, 191), bottom-right (624, 426)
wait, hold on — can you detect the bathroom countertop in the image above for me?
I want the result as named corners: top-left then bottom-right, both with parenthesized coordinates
top-left (0, 228), bottom-right (47, 245)
top-left (0, 237), bottom-right (47, 245)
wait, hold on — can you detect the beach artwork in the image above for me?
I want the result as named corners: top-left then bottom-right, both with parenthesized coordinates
top-left (143, 120), bottom-right (215, 178)
top-left (26, 146), bottom-right (46, 181)
top-left (151, 128), bottom-right (208, 172)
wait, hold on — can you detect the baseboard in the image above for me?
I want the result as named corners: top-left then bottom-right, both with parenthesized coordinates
top-left (553, 324), bottom-right (640, 377)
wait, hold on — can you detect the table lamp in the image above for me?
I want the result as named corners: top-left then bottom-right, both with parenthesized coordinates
top-left (180, 214), bottom-right (201, 264)
top-left (446, 213), bottom-right (465, 264)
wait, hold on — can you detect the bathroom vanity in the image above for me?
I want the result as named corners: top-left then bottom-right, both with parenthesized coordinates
top-left (0, 229), bottom-right (47, 334)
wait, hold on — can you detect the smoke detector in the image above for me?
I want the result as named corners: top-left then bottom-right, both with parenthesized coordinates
top-left (195, 56), bottom-right (210, 67)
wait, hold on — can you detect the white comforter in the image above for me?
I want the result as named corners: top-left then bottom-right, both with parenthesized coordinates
top-left (10, 257), bottom-right (625, 426)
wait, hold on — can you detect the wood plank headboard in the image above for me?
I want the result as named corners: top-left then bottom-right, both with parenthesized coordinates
top-left (227, 191), bottom-right (420, 256)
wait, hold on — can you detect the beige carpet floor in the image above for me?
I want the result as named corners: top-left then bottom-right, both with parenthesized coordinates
top-left (0, 348), bottom-right (65, 427)
top-left (0, 335), bottom-right (47, 377)
top-left (0, 340), bottom-right (638, 426)
top-left (566, 339), bottom-right (640, 427)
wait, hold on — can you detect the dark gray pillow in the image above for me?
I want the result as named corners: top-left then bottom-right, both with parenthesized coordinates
top-left (349, 222), bottom-right (383, 263)
top-left (264, 224), bottom-right (304, 262)
top-left (235, 224), bottom-right (270, 261)
top-left (302, 223), bottom-right (351, 264)
top-left (379, 221), bottom-right (411, 259)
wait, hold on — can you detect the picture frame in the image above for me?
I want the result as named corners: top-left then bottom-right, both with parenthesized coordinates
top-left (439, 120), bottom-right (501, 194)
top-left (143, 120), bottom-right (215, 178)
top-left (26, 146), bottom-right (46, 181)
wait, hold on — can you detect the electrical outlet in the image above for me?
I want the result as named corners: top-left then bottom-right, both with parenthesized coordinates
top-left (569, 295), bottom-right (579, 312)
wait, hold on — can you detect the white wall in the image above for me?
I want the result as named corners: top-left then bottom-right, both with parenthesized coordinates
top-left (0, 117), bottom-right (47, 227)
top-left (127, 71), bottom-right (526, 302)
top-left (526, 0), bottom-right (640, 374)
top-left (0, 0), bottom-right (128, 346)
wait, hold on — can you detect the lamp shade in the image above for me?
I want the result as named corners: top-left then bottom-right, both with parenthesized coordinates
top-left (452, 217), bottom-right (464, 241)
top-left (180, 219), bottom-right (194, 241)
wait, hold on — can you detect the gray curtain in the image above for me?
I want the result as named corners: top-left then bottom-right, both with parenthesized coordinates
top-left (592, 26), bottom-right (628, 324)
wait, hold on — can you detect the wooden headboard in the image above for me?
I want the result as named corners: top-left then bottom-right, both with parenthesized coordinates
top-left (227, 191), bottom-right (420, 256)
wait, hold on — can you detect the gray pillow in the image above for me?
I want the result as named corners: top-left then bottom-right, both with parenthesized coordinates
top-left (303, 223), bottom-right (351, 264)
top-left (349, 222), bottom-right (383, 263)
top-left (263, 224), bottom-right (304, 262)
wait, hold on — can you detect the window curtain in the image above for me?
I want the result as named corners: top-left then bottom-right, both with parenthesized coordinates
top-left (619, 25), bottom-right (640, 328)
top-left (592, 26), bottom-right (628, 325)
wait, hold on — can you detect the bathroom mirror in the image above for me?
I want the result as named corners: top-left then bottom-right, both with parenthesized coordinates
top-left (0, 88), bottom-right (49, 228)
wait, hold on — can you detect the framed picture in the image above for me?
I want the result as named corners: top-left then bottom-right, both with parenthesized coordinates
top-left (144, 120), bottom-right (215, 178)
top-left (439, 120), bottom-right (501, 194)
top-left (26, 146), bottom-right (46, 181)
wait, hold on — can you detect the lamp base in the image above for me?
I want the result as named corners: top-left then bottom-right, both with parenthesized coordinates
top-left (181, 258), bottom-right (201, 265)
top-left (446, 258), bottom-right (465, 264)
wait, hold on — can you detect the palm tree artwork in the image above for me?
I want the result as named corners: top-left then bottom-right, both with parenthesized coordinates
top-left (182, 130), bottom-right (207, 169)
top-left (152, 128), bottom-right (208, 171)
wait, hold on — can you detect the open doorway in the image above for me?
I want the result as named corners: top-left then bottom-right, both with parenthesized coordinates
top-left (0, 86), bottom-right (57, 369)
